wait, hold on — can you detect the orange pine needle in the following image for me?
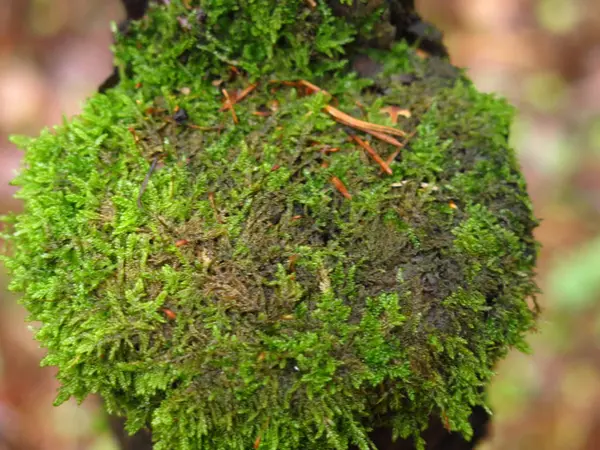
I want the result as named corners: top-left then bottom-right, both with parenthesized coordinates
top-left (298, 79), bottom-right (331, 96)
top-left (175, 239), bottom-right (189, 247)
top-left (237, 82), bottom-right (258, 102)
top-left (288, 254), bottom-right (298, 272)
top-left (221, 89), bottom-right (238, 123)
top-left (330, 176), bottom-right (352, 199)
top-left (162, 308), bottom-right (177, 320)
top-left (269, 79), bottom-right (331, 97)
top-left (220, 83), bottom-right (258, 111)
top-left (351, 135), bottom-right (393, 175)
top-left (324, 105), bottom-right (405, 137)
top-left (385, 150), bottom-right (400, 166)
top-left (362, 129), bottom-right (405, 147)
top-left (127, 127), bottom-right (140, 143)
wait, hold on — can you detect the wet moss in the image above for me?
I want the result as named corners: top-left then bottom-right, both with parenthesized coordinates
top-left (2, 1), bottom-right (538, 449)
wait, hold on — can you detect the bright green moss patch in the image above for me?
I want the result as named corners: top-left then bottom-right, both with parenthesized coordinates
top-left (2, 1), bottom-right (538, 449)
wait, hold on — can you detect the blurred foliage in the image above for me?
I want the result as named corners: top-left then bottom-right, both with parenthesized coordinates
top-left (0, 0), bottom-right (599, 449)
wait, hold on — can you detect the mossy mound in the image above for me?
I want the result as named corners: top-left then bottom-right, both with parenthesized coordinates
top-left (2, 1), bottom-right (538, 449)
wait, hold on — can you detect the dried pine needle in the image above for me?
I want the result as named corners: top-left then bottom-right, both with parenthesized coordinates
top-left (220, 83), bottom-right (258, 111)
top-left (221, 89), bottom-right (238, 124)
top-left (351, 135), bottom-right (393, 175)
top-left (324, 105), bottom-right (405, 137)
top-left (330, 176), bottom-right (352, 199)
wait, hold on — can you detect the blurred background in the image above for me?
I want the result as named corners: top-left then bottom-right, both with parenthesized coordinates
top-left (0, 0), bottom-right (599, 448)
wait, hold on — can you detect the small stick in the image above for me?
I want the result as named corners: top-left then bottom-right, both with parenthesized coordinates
top-left (379, 129), bottom-right (418, 172)
top-left (268, 79), bottom-right (331, 97)
top-left (324, 105), bottom-right (405, 137)
top-left (235, 82), bottom-right (258, 103)
top-left (219, 83), bottom-right (258, 111)
top-left (127, 127), bottom-right (140, 143)
top-left (362, 129), bottom-right (405, 147)
top-left (330, 176), bottom-right (352, 200)
top-left (272, 80), bottom-right (406, 138)
top-left (351, 135), bottom-right (393, 175)
top-left (288, 254), bottom-right (298, 272)
top-left (137, 156), bottom-right (159, 210)
top-left (298, 79), bottom-right (331, 97)
top-left (385, 150), bottom-right (400, 167)
top-left (221, 89), bottom-right (238, 124)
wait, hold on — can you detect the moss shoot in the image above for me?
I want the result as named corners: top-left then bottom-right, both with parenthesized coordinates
top-left (2, 1), bottom-right (538, 449)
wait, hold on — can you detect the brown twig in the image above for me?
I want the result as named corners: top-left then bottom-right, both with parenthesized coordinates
top-left (362, 129), bottom-right (405, 147)
top-left (128, 127), bottom-right (140, 144)
top-left (220, 83), bottom-right (258, 111)
top-left (385, 150), bottom-right (400, 167)
top-left (288, 254), bottom-right (298, 272)
top-left (221, 89), bottom-right (238, 124)
top-left (330, 176), bottom-right (352, 199)
top-left (382, 129), bottom-right (418, 170)
top-left (324, 105), bottom-right (406, 137)
top-left (297, 79), bottom-right (331, 96)
top-left (350, 135), bottom-right (393, 175)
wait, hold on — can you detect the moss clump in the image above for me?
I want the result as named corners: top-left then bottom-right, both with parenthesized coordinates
top-left (2, 1), bottom-right (538, 449)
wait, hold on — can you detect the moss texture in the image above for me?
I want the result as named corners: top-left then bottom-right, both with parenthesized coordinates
top-left (2, 1), bottom-right (539, 449)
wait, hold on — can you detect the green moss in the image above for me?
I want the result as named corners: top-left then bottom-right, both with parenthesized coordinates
top-left (2, 1), bottom-right (538, 449)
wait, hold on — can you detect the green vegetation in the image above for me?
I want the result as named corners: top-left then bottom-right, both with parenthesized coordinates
top-left (1, 1), bottom-right (539, 449)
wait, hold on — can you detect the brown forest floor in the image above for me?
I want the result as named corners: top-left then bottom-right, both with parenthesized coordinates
top-left (1, 1), bottom-right (600, 449)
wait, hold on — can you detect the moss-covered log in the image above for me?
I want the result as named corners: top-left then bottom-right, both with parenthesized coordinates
top-left (2, 1), bottom-right (538, 449)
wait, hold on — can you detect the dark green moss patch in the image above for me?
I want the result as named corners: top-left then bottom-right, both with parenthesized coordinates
top-left (2, 1), bottom-right (538, 449)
